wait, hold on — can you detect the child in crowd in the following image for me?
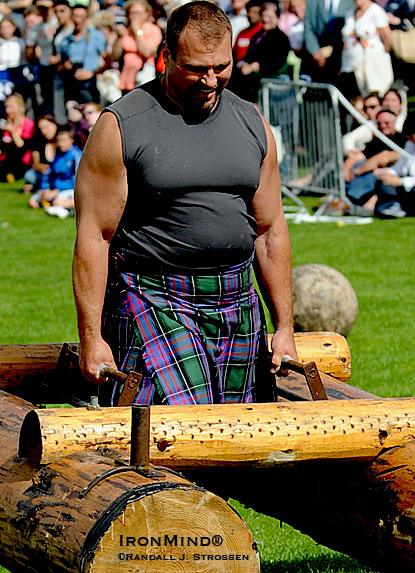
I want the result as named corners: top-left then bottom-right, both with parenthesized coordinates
top-left (28, 126), bottom-right (82, 218)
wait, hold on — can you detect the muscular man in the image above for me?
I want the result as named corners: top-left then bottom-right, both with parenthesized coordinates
top-left (73, 1), bottom-right (297, 406)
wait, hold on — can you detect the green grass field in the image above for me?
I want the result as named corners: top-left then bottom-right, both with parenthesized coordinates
top-left (2, 182), bottom-right (414, 572)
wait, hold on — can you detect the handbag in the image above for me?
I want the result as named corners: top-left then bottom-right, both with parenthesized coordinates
top-left (354, 50), bottom-right (394, 96)
top-left (392, 19), bottom-right (415, 63)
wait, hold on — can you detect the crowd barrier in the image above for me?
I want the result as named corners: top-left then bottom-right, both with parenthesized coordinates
top-left (258, 78), bottom-right (408, 223)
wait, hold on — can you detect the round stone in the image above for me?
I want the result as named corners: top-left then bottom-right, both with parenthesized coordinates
top-left (292, 263), bottom-right (358, 336)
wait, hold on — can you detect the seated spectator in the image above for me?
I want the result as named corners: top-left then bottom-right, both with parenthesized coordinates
top-left (66, 99), bottom-right (90, 149)
top-left (345, 107), bottom-right (407, 214)
top-left (229, 2), bottom-right (291, 102)
top-left (81, 101), bottom-right (101, 133)
top-left (373, 113), bottom-right (415, 218)
top-left (0, 92), bottom-right (34, 182)
top-left (23, 114), bottom-right (58, 194)
top-left (381, 88), bottom-right (406, 131)
top-left (343, 91), bottom-right (381, 153)
top-left (59, 4), bottom-right (107, 104)
top-left (232, 0), bottom-right (263, 66)
top-left (111, 0), bottom-right (162, 93)
top-left (28, 125), bottom-right (82, 218)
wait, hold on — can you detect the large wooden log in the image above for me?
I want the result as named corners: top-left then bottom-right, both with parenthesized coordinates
top-left (0, 391), bottom-right (259, 572)
top-left (210, 440), bottom-right (415, 573)
top-left (0, 331), bottom-right (351, 397)
top-left (20, 396), bottom-right (414, 467)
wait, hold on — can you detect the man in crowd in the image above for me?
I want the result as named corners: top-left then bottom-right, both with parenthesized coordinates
top-left (374, 112), bottom-right (415, 218)
top-left (59, 4), bottom-right (106, 104)
top-left (345, 107), bottom-right (407, 215)
top-left (72, 1), bottom-right (297, 406)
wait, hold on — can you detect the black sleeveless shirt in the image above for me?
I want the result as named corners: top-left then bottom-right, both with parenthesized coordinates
top-left (105, 79), bottom-right (268, 272)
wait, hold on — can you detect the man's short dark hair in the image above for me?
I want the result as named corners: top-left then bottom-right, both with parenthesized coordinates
top-left (364, 92), bottom-right (380, 103)
top-left (246, 0), bottom-right (264, 9)
top-left (165, 1), bottom-right (232, 61)
top-left (376, 107), bottom-right (396, 119)
top-left (57, 125), bottom-right (75, 139)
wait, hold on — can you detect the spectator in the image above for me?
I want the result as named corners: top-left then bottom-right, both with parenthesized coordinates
top-left (229, 2), bottom-right (291, 102)
top-left (341, 0), bottom-right (394, 97)
top-left (232, 0), bottom-right (263, 65)
top-left (50, 0), bottom-right (74, 124)
top-left (382, 88), bottom-right (406, 131)
top-left (345, 107), bottom-right (407, 213)
top-left (343, 91), bottom-right (381, 153)
top-left (303, 0), bottom-right (354, 83)
top-left (81, 101), bottom-right (101, 132)
top-left (111, 0), bottom-right (162, 93)
top-left (93, 10), bottom-right (122, 105)
top-left (289, 0), bottom-right (307, 53)
top-left (24, 0), bottom-right (58, 115)
top-left (374, 112), bottom-right (415, 218)
top-left (28, 125), bottom-right (81, 217)
top-left (66, 98), bottom-right (89, 148)
top-left (59, 4), bottom-right (107, 104)
top-left (0, 16), bottom-right (24, 111)
top-left (0, 92), bottom-right (34, 182)
top-left (229, 0), bottom-right (249, 44)
top-left (23, 113), bottom-right (58, 194)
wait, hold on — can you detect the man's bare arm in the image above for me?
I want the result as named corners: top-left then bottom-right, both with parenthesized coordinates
top-left (72, 112), bottom-right (127, 383)
top-left (252, 118), bottom-right (297, 373)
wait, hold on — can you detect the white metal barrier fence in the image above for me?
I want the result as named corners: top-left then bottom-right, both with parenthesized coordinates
top-left (259, 79), bottom-right (347, 219)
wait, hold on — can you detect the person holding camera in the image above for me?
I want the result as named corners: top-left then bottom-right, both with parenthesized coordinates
top-left (58, 4), bottom-right (106, 104)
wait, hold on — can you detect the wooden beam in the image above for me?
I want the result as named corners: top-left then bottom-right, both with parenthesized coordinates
top-left (0, 331), bottom-right (351, 395)
top-left (20, 396), bottom-right (415, 466)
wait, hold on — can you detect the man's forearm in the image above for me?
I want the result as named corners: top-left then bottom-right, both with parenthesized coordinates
top-left (254, 218), bottom-right (294, 331)
top-left (72, 231), bottom-right (110, 346)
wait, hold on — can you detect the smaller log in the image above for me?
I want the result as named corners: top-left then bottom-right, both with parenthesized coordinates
top-left (20, 397), bottom-right (415, 467)
top-left (0, 331), bottom-right (351, 395)
top-left (269, 331), bottom-right (351, 381)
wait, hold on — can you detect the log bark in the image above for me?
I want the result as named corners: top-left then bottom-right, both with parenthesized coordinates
top-left (0, 331), bottom-right (351, 396)
top-left (0, 391), bottom-right (259, 572)
top-left (20, 396), bottom-right (414, 467)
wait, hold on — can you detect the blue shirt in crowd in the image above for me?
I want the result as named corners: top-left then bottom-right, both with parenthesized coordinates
top-left (59, 27), bottom-right (106, 72)
top-left (41, 146), bottom-right (82, 191)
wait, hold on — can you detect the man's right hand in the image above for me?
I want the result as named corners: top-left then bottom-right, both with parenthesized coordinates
top-left (79, 338), bottom-right (118, 385)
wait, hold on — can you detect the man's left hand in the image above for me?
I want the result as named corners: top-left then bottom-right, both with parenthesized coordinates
top-left (269, 327), bottom-right (297, 376)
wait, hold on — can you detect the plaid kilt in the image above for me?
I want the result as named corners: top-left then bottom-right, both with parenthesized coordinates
top-left (102, 256), bottom-right (274, 405)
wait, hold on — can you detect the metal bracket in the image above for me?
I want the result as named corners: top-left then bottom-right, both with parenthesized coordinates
top-left (79, 405), bottom-right (164, 499)
top-left (279, 358), bottom-right (328, 400)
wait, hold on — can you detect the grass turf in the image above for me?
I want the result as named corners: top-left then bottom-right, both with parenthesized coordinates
top-left (2, 182), bottom-right (413, 571)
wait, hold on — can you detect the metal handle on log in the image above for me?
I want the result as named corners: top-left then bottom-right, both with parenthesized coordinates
top-left (280, 356), bottom-right (328, 401)
top-left (99, 365), bottom-right (128, 383)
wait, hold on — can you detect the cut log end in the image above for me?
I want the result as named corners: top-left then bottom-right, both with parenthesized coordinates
top-left (81, 480), bottom-right (259, 572)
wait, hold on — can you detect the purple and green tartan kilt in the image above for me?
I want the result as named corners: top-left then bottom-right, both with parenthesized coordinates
top-left (101, 257), bottom-right (275, 405)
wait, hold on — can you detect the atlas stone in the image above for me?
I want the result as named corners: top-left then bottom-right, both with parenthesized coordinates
top-left (292, 264), bottom-right (358, 336)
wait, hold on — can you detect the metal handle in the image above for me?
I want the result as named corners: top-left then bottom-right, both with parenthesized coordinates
top-left (279, 355), bottom-right (328, 401)
top-left (99, 365), bottom-right (128, 383)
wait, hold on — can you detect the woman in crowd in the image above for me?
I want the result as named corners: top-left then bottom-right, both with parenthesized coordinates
top-left (341, 0), bottom-right (393, 96)
top-left (111, 0), bottom-right (162, 93)
top-left (23, 114), bottom-right (58, 194)
top-left (0, 93), bottom-right (34, 182)
top-left (229, 1), bottom-right (291, 102)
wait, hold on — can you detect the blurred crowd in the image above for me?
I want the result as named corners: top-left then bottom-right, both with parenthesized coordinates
top-left (0, 0), bottom-right (414, 217)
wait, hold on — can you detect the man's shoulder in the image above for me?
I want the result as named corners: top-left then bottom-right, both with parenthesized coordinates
top-left (106, 81), bottom-right (161, 122)
top-left (223, 88), bottom-right (260, 118)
